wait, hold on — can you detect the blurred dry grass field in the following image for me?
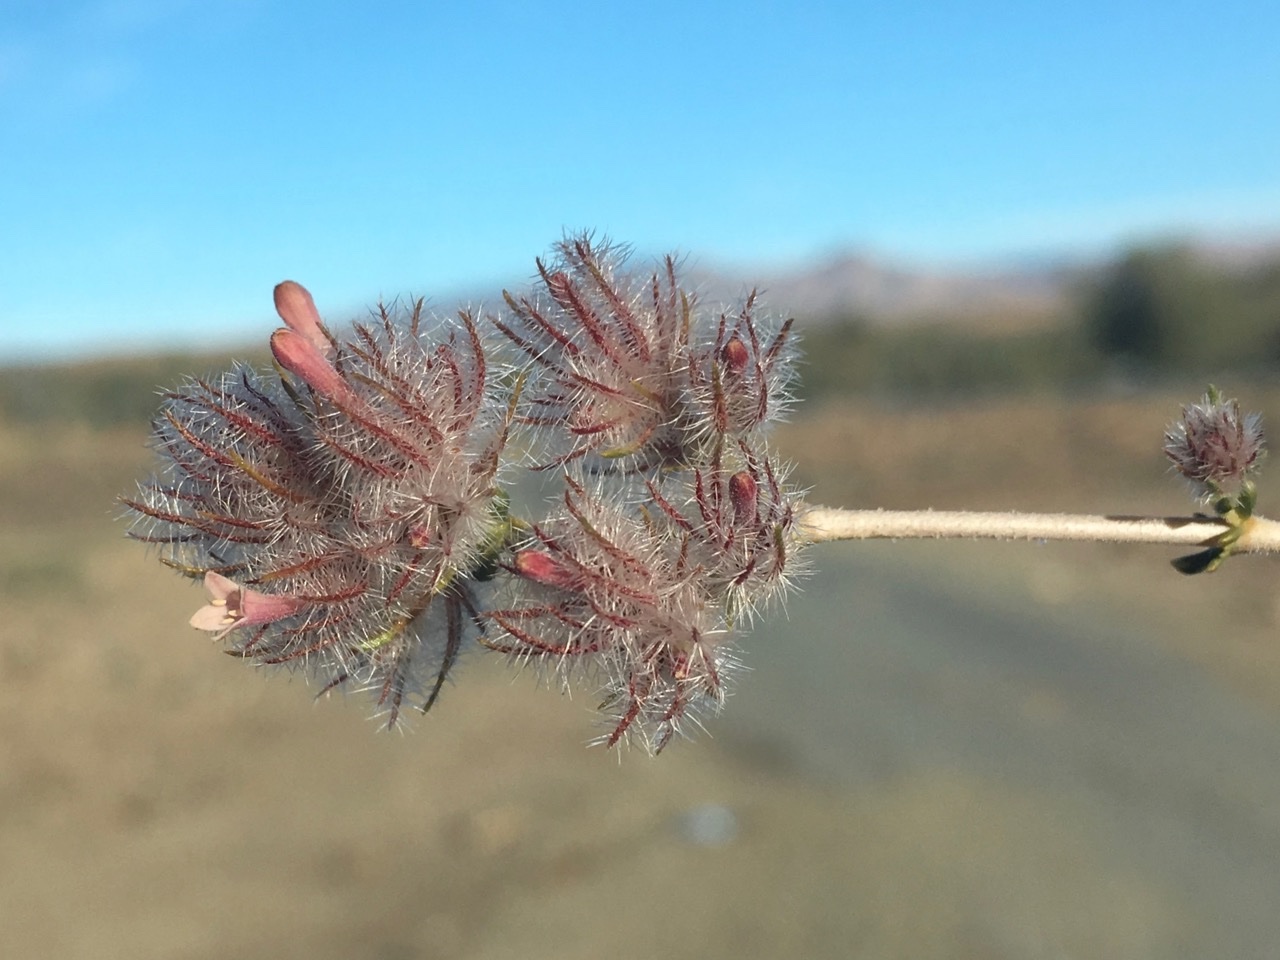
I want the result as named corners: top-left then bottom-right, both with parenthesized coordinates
top-left (4, 384), bottom-right (1280, 959)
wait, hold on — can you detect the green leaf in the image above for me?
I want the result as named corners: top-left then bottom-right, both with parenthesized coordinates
top-left (1171, 546), bottom-right (1225, 575)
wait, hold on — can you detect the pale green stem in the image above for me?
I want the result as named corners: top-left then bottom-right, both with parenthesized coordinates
top-left (798, 507), bottom-right (1280, 555)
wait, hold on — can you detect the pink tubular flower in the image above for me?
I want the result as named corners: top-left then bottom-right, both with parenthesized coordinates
top-left (511, 548), bottom-right (584, 591)
top-left (270, 327), bottom-right (356, 404)
top-left (273, 280), bottom-right (335, 356)
top-left (190, 571), bottom-right (306, 640)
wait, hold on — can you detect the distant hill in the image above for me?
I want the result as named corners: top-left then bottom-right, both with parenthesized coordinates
top-left (685, 252), bottom-right (1069, 326)
top-left (685, 235), bottom-right (1280, 327)
top-left (442, 249), bottom-right (1072, 332)
top-left (438, 236), bottom-right (1280, 331)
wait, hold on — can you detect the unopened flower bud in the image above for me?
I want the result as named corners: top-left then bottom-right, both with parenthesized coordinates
top-left (1164, 389), bottom-right (1265, 502)
top-left (512, 549), bottom-right (581, 590)
top-left (720, 336), bottom-right (750, 378)
top-left (728, 469), bottom-right (758, 524)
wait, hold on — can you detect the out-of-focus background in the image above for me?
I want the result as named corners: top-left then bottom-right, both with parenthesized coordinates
top-left (5, 2), bottom-right (1280, 958)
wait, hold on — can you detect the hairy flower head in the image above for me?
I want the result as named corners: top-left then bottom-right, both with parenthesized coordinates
top-left (495, 233), bottom-right (797, 473)
top-left (644, 441), bottom-right (806, 621)
top-left (124, 286), bottom-right (514, 725)
top-left (1164, 388), bottom-right (1265, 508)
top-left (483, 440), bottom-right (806, 753)
top-left (484, 472), bottom-right (743, 753)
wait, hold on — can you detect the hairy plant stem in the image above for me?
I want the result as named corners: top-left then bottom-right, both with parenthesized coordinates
top-left (798, 507), bottom-right (1280, 555)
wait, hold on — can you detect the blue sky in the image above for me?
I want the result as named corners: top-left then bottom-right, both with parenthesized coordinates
top-left (2, 0), bottom-right (1278, 360)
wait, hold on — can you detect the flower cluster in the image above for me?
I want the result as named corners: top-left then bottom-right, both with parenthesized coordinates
top-left (483, 236), bottom-right (804, 749)
top-left (124, 234), bottom-right (806, 752)
top-left (484, 473), bottom-right (741, 753)
top-left (1164, 386), bottom-right (1265, 510)
top-left (125, 285), bottom-right (513, 726)
top-left (482, 443), bottom-right (804, 752)
top-left (495, 235), bottom-right (797, 472)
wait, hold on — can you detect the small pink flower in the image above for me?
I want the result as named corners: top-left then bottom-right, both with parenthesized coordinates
top-left (189, 571), bottom-right (305, 640)
top-left (269, 280), bottom-right (360, 405)
top-left (270, 328), bottom-right (356, 404)
top-left (273, 281), bottom-right (334, 357)
top-left (511, 548), bottom-right (583, 590)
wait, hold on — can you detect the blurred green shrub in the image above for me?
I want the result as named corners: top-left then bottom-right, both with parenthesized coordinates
top-left (797, 319), bottom-right (1092, 402)
top-left (799, 242), bottom-right (1280, 402)
top-left (1080, 243), bottom-right (1280, 374)
top-left (0, 351), bottom-right (262, 429)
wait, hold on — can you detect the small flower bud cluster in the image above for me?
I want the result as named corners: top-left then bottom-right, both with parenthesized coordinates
top-left (495, 235), bottom-right (797, 472)
top-left (125, 234), bottom-right (806, 752)
top-left (485, 474), bottom-right (740, 753)
top-left (684, 289), bottom-right (796, 446)
top-left (644, 442), bottom-right (803, 619)
top-left (1164, 387), bottom-right (1265, 510)
top-left (483, 439), bottom-right (804, 752)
